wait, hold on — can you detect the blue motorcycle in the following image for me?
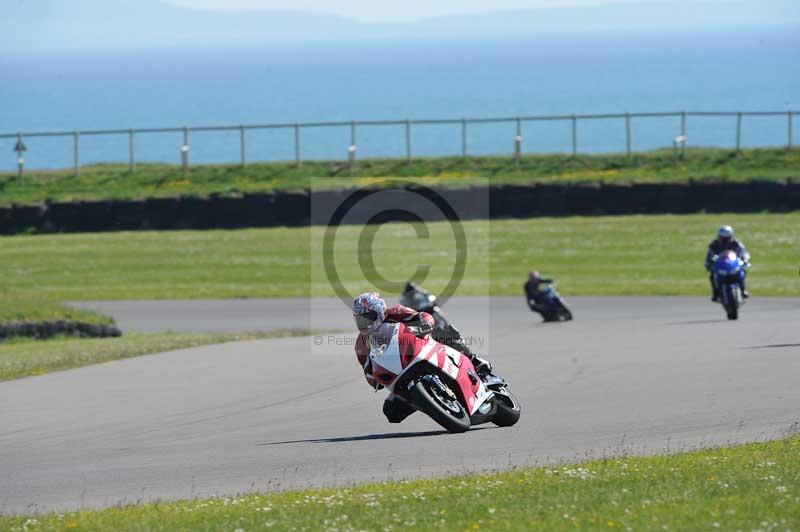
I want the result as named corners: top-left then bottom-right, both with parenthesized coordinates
top-left (711, 251), bottom-right (750, 320)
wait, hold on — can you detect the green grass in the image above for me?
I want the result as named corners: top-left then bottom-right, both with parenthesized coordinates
top-left (1, 148), bottom-right (797, 206)
top-left (2, 436), bottom-right (797, 530)
top-left (0, 330), bottom-right (315, 381)
top-left (1, 213), bottom-right (797, 300)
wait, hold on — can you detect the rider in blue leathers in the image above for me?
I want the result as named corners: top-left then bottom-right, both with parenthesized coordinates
top-left (705, 225), bottom-right (749, 302)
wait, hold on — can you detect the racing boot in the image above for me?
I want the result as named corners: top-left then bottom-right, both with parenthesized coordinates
top-left (450, 335), bottom-right (492, 377)
top-left (434, 324), bottom-right (492, 377)
top-left (710, 276), bottom-right (720, 302)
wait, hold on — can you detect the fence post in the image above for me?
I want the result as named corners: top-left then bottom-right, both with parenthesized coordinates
top-left (294, 124), bottom-right (301, 167)
top-left (680, 111), bottom-right (687, 157)
top-left (461, 119), bottom-right (467, 158)
top-left (349, 121), bottom-right (357, 174)
top-left (736, 112), bottom-right (742, 153)
top-left (129, 129), bottom-right (136, 173)
top-left (16, 133), bottom-right (24, 184)
top-left (789, 111), bottom-right (793, 151)
top-left (514, 117), bottom-right (522, 166)
top-left (182, 127), bottom-right (190, 177)
top-left (571, 115), bottom-right (577, 157)
top-left (350, 121), bottom-right (357, 149)
top-left (405, 119), bottom-right (412, 164)
top-left (240, 126), bottom-right (246, 166)
top-left (73, 131), bottom-right (80, 176)
top-left (625, 113), bottom-right (632, 157)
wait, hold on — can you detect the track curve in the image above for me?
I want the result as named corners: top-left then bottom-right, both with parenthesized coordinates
top-left (2, 297), bottom-right (799, 513)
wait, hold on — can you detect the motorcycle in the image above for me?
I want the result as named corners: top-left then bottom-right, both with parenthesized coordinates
top-left (368, 322), bottom-right (521, 433)
top-left (711, 250), bottom-right (750, 320)
top-left (527, 282), bottom-right (573, 322)
top-left (400, 284), bottom-right (450, 330)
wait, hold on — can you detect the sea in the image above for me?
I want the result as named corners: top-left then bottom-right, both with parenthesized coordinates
top-left (0, 27), bottom-right (798, 171)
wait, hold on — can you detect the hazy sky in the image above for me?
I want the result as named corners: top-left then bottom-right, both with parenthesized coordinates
top-left (166, 0), bottom-right (658, 22)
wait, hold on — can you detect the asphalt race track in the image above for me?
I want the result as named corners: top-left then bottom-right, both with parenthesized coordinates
top-left (2, 297), bottom-right (799, 513)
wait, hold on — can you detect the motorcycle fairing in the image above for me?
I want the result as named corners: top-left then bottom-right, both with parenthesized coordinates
top-left (712, 251), bottom-right (746, 285)
top-left (368, 323), bottom-right (493, 416)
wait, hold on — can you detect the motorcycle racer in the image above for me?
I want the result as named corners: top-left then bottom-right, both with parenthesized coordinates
top-left (352, 291), bottom-right (492, 423)
top-left (705, 225), bottom-right (750, 301)
top-left (523, 271), bottom-right (554, 312)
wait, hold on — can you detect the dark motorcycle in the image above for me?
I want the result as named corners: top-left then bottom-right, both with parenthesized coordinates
top-left (400, 282), bottom-right (450, 331)
top-left (526, 282), bottom-right (573, 322)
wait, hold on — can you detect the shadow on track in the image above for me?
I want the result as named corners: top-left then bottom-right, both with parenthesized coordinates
top-left (260, 427), bottom-right (495, 446)
top-left (741, 343), bottom-right (800, 350)
top-left (666, 319), bottom-right (728, 326)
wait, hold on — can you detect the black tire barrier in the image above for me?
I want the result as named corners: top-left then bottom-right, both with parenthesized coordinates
top-left (142, 197), bottom-right (182, 230)
top-left (0, 321), bottom-right (122, 340)
top-left (112, 199), bottom-right (148, 230)
top-left (787, 181), bottom-right (800, 210)
top-left (9, 204), bottom-right (46, 232)
top-left (43, 201), bottom-right (115, 233)
top-left (0, 206), bottom-right (12, 233)
top-left (0, 180), bottom-right (797, 234)
top-left (273, 190), bottom-right (310, 226)
top-left (242, 192), bottom-right (278, 227)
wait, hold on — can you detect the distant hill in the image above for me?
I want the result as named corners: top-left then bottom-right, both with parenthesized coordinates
top-left (2, 0), bottom-right (798, 51)
top-left (1, 0), bottom-right (356, 51)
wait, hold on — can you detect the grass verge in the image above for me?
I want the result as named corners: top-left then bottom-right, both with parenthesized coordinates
top-left (0, 330), bottom-right (314, 381)
top-left (0, 148), bottom-right (797, 206)
top-left (1, 213), bottom-right (798, 300)
top-left (2, 436), bottom-right (797, 530)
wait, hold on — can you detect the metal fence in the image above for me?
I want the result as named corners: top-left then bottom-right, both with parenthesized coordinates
top-left (1, 110), bottom-right (796, 181)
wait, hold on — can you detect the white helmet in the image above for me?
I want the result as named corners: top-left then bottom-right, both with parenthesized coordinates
top-left (352, 292), bottom-right (387, 334)
top-left (717, 225), bottom-right (733, 239)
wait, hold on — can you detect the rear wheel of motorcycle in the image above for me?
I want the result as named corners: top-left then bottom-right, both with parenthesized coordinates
top-left (492, 390), bottom-right (521, 427)
top-left (409, 380), bottom-right (470, 434)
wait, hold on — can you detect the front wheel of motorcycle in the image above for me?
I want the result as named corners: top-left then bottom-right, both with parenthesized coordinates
top-left (409, 379), bottom-right (471, 433)
top-left (725, 285), bottom-right (739, 320)
top-left (492, 390), bottom-right (521, 427)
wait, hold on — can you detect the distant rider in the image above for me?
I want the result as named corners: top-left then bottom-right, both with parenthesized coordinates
top-left (705, 225), bottom-right (750, 301)
top-left (352, 292), bottom-right (492, 423)
top-left (524, 271), bottom-right (554, 312)
top-left (399, 281), bottom-right (430, 311)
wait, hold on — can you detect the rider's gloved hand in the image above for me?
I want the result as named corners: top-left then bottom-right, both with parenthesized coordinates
top-left (470, 354), bottom-right (493, 377)
top-left (415, 320), bottom-right (434, 337)
top-left (404, 322), bottom-right (433, 338)
top-left (365, 373), bottom-right (384, 390)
